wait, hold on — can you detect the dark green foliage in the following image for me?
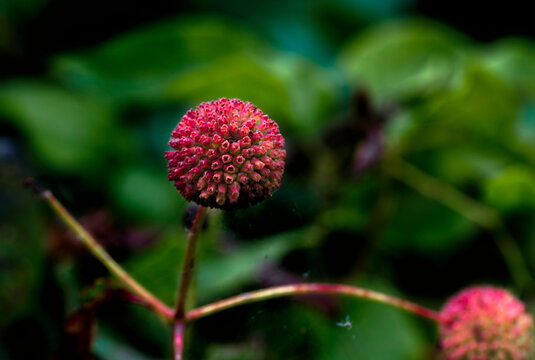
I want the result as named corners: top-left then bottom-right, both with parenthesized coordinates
top-left (2, 2), bottom-right (535, 359)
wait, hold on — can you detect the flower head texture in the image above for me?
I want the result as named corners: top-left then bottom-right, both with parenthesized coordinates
top-left (439, 286), bottom-right (533, 360)
top-left (166, 98), bottom-right (286, 209)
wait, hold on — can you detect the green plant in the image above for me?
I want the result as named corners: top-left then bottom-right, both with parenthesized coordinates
top-left (26, 98), bottom-right (534, 360)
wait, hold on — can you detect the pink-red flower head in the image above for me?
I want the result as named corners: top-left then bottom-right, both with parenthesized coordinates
top-left (439, 286), bottom-right (533, 360)
top-left (166, 98), bottom-right (286, 209)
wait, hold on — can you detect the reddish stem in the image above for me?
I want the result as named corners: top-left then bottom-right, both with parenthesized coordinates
top-left (186, 283), bottom-right (442, 323)
top-left (27, 178), bottom-right (174, 319)
top-left (173, 205), bottom-right (207, 360)
top-left (173, 322), bottom-right (185, 360)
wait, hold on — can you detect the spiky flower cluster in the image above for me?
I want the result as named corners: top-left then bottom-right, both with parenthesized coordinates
top-left (166, 98), bottom-right (286, 209)
top-left (439, 286), bottom-right (533, 360)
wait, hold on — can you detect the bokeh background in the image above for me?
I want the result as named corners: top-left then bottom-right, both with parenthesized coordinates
top-left (2, 0), bottom-right (535, 359)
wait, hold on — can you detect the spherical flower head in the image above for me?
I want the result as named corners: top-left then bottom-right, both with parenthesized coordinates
top-left (439, 286), bottom-right (534, 360)
top-left (165, 98), bottom-right (286, 209)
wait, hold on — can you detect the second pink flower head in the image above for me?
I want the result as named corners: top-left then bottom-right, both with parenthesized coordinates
top-left (440, 286), bottom-right (533, 360)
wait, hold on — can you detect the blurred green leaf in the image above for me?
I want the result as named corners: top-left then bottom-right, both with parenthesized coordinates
top-left (320, 279), bottom-right (429, 360)
top-left (165, 52), bottom-right (338, 138)
top-left (111, 166), bottom-right (184, 223)
top-left (423, 66), bottom-right (519, 140)
top-left (162, 53), bottom-right (291, 123)
top-left (483, 166), bottom-right (535, 212)
top-left (53, 16), bottom-right (337, 137)
top-left (480, 38), bottom-right (535, 98)
top-left (198, 228), bottom-right (310, 301)
top-left (381, 190), bottom-right (476, 254)
top-left (52, 17), bottom-right (271, 104)
top-left (125, 227), bottom-right (309, 305)
top-left (260, 54), bottom-right (340, 137)
top-left (339, 19), bottom-right (468, 100)
top-left (396, 66), bottom-right (526, 168)
top-left (0, 81), bottom-right (115, 173)
top-left (124, 229), bottom-right (186, 306)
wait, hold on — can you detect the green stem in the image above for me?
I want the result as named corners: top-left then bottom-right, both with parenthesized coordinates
top-left (174, 205), bottom-right (207, 360)
top-left (381, 157), bottom-right (533, 291)
top-left (27, 178), bottom-right (174, 320)
top-left (174, 205), bottom-right (207, 318)
top-left (186, 283), bottom-right (441, 323)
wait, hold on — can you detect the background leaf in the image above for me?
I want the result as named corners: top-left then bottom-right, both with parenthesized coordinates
top-left (483, 166), bottom-right (535, 213)
top-left (0, 82), bottom-right (115, 174)
top-left (339, 18), bottom-right (468, 100)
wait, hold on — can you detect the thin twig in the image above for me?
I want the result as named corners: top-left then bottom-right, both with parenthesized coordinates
top-left (186, 283), bottom-right (441, 323)
top-left (25, 178), bottom-right (174, 320)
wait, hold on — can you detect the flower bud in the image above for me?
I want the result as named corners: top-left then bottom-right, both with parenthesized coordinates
top-left (440, 286), bottom-right (533, 360)
top-left (166, 98), bottom-right (286, 209)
